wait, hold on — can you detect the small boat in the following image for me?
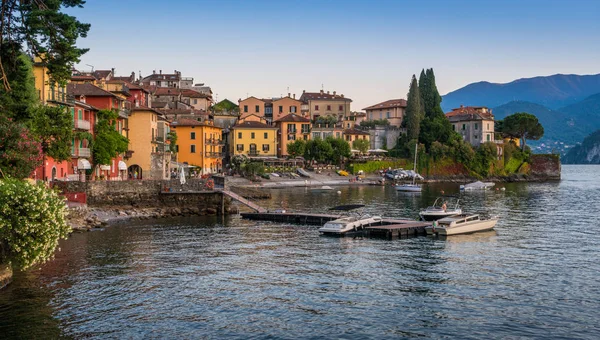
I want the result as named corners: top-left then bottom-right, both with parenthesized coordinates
top-left (311, 185), bottom-right (334, 192)
top-left (319, 214), bottom-right (382, 235)
top-left (296, 168), bottom-right (311, 178)
top-left (395, 144), bottom-right (422, 192)
top-left (425, 214), bottom-right (498, 236)
top-left (419, 198), bottom-right (462, 221)
top-left (460, 181), bottom-right (495, 191)
top-left (270, 172), bottom-right (280, 177)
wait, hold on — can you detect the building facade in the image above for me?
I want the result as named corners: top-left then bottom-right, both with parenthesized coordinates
top-left (274, 114), bottom-right (311, 157)
top-left (299, 90), bottom-right (352, 122)
top-left (363, 99), bottom-right (407, 128)
top-left (445, 106), bottom-right (495, 147)
top-left (172, 119), bottom-right (223, 174)
top-left (230, 115), bottom-right (278, 158)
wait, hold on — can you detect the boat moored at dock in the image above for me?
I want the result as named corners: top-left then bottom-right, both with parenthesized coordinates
top-left (425, 214), bottom-right (498, 236)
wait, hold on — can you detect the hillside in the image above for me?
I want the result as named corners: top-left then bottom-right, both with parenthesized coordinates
top-left (492, 101), bottom-right (587, 153)
top-left (562, 130), bottom-right (600, 164)
top-left (442, 74), bottom-right (600, 112)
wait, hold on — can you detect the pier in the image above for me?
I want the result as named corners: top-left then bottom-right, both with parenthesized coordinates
top-left (240, 212), bottom-right (431, 238)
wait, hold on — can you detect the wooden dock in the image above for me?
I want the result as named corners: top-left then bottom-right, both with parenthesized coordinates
top-left (218, 189), bottom-right (267, 213)
top-left (240, 212), bottom-right (431, 238)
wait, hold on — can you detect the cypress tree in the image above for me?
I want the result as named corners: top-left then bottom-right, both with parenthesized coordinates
top-left (425, 68), bottom-right (444, 118)
top-left (405, 75), bottom-right (424, 140)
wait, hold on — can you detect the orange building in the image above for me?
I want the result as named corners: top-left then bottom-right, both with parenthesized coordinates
top-left (274, 114), bottom-right (311, 157)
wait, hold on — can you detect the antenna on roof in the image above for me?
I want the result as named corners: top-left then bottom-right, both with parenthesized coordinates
top-left (86, 64), bottom-right (94, 72)
top-left (321, 83), bottom-right (324, 90)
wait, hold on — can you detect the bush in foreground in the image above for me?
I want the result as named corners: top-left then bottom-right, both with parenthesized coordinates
top-left (0, 179), bottom-right (70, 270)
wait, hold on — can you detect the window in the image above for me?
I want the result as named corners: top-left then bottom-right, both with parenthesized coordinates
top-left (78, 109), bottom-right (83, 120)
top-left (263, 144), bottom-right (269, 152)
top-left (264, 132), bottom-right (268, 139)
top-left (336, 132), bottom-right (341, 138)
top-left (287, 134), bottom-right (296, 141)
top-left (287, 124), bottom-right (297, 133)
top-left (191, 145), bottom-right (196, 153)
top-left (386, 111), bottom-right (391, 119)
top-left (346, 135), bottom-right (351, 141)
top-left (487, 134), bottom-right (491, 141)
top-left (255, 105), bottom-right (260, 113)
top-left (462, 124), bottom-right (466, 130)
top-left (251, 132), bottom-right (255, 139)
top-left (315, 105), bottom-right (319, 111)
top-left (190, 132), bottom-right (196, 140)
top-left (238, 132), bottom-right (242, 139)
top-left (236, 144), bottom-right (244, 151)
top-left (193, 99), bottom-right (197, 104)
top-left (291, 106), bottom-right (297, 113)
top-left (475, 123), bottom-right (478, 130)
top-left (279, 106), bottom-right (283, 113)
top-left (303, 135), bottom-right (308, 140)
top-left (327, 105), bottom-right (331, 111)
top-left (313, 132), bottom-right (321, 139)
top-left (487, 123), bottom-right (490, 130)
top-left (244, 105), bottom-right (248, 113)
top-left (452, 125), bottom-right (456, 131)
top-left (379, 112), bottom-right (383, 119)
top-left (265, 107), bottom-right (273, 114)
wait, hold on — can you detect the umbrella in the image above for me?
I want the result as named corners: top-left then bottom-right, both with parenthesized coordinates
top-left (180, 167), bottom-right (186, 185)
top-left (368, 149), bottom-right (388, 153)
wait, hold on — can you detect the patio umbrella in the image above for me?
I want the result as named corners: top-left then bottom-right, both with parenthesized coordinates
top-left (180, 167), bottom-right (186, 185)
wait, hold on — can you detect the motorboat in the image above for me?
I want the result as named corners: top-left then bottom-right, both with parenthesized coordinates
top-left (311, 185), bottom-right (334, 192)
top-left (460, 181), bottom-right (495, 191)
top-left (296, 168), bottom-right (311, 178)
top-left (419, 198), bottom-right (462, 221)
top-left (395, 144), bottom-right (422, 192)
top-left (319, 214), bottom-right (382, 235)
top-left (425, 214), bottom-right (498, 236)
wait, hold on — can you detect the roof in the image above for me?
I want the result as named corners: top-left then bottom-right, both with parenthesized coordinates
top-left (171, 118), bottom-right (219, 128)
top-left (130, 106), bottom-right (164, 115)
top-left (344, 128), bottom-right (370, 136)
top-left (141, 73), bottom-right (180, 82)
top-left (180, 89), bottom-right (210, 98)
top-left (154, 87), bottom-right (180, 96)
top-left (363, 99), bottom-right (407, 111)
top-left (151, 101), bottom-right (169, 109)
top-left (445, 106), bottom-right (494, 121)
top-left (275, 113), bottom-right (310, 123)
top-left (70, 75), bottom-right (96, 81)
top-left (161, 108), bottom-right (209, 116)
top-left (231, 120), bottom-right (278, 129)
top-left (299, 91), bottom-right (352, 103)
top-left (67, 83), bottom-right (118, 97)
top-left (92, 70), bottom-right (112, 80)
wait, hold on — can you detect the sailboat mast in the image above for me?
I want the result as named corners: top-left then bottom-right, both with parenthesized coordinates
top-left (413, 143), bottom-right (418, 185)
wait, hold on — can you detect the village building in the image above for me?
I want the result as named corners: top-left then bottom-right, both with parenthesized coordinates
top-left (363, 99), bottom-right (407, 128)
top-left (230, 115), bottom-right (278, 158)
top-left (274, 114), bottom-right (311, 157)
top-left (445, 106), bottom-right (495, 147)
top-left (171, 119), bottom-right (223, 174)
top-left (299, 90), bottom-right (352, 122)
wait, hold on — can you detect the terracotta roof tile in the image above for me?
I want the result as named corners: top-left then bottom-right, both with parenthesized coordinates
top-left (231, 120), bottom-right (278, 129)
top-left (67, 83), bottom-right (117, 97)
top-left (344, 128), bottom-right (370, 136)
top-left (299, 91), bottom-right (352, 102)
top-left (363, 99), bottom-right (407, 111)
top-left (275, 113), bottom-right (310, 123)
top-left (445, 106), bottom-right (494, 121)
top-left (171, 118), bottom-right (210, 127)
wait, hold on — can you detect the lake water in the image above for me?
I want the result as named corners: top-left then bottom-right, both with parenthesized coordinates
top-left (1, 165), bottom-right (599, 339)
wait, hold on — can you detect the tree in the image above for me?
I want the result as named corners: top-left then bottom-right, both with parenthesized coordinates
top-left (29, 105), bottom-right (74, 161)
top-left (404, 75), bottom-right (424, 140)
top-left (501, 112), bottom-right (544, 151)
top-left (287, 139), bottom-right (307, 158)
top-left (0, 179), bottom-right (70, 269)
top-left (418, 68), bottom-right (454, 149)
top-left (314, 115), bottom-right (338, 126)
top-left (0, 0), bottom-right (91, 88)
top-left (167, 131), bottom-right (177, 153)
top-left (0, 117), bottom-right (43, 179)
top-left (0, 50), bottom-right (38, 121)
top-left (352, 138), bottom-right (370, 154)
top-left (304, 139), bottom-right (333, 164)
top-left (325, 137), bottom-right (351, 165)
top-left (92, 110), bottom-right (129, 166)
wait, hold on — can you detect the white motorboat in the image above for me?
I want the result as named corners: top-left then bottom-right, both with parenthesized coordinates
top-left (311, 185), bottom-right (334, 192)
top-left (425, 214), bottom-right (498, 236)
top-left (319, 214), bottom-right (382, 235)
top-left (395, 144), bottom-right (422, 192)
top-left (460, 181), bottom-right (495, 191)
top-left (419, 198), bottom-right (462, 221)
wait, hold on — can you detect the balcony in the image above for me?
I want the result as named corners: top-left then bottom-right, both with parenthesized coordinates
top-left (205, 138), bottom-right (225, 145)
top-left (248, 150), bottom-right (259, 157)
top-left (47, 90), bottom-right (74, 105)
top-left (301, 128), bottom-right (311, 134)
top-left (154, 136), bottom-right (165, 144)
top-left (286, 129), bottom-right (297, 134)
top-left (71, 147), bottom-right (91, 158)
top-left (74, 119), bottom-right (91, 130)
top-left (205, 152), bottom-right (224, 158)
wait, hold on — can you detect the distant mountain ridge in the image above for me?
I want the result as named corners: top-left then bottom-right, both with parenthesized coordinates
top-left (442, 73), bottom-right (600, 112)
top-left (562, 130), bottom-right (600, 164)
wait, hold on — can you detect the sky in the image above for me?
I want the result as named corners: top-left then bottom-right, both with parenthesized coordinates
top-left (67, 0), bottom-right (600, 111)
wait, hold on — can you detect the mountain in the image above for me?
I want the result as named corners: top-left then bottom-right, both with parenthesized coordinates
top-left (442, 74), bottom-right (600, 112)
top-left (558, 92), bottom-right (600, 129)
top-left (562, 130), bottom-right (600, 164)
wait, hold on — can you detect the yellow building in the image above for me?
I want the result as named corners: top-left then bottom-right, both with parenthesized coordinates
top-left (33, 56), bottom-right (72, 107)
top-left (127, 107), bottom-right (171, 179)
top-left (172, 118), bottom-right (223, 174)
top-left (230, 115), bottom-right (278, 158)
top-left (274, 114), bottom-right (311, 157)
top-left (344, 128), bottom-right (370, 146)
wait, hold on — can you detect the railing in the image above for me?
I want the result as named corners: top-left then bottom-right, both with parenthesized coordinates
top-left (47, 90), bottom-right (74, 105)
top-left (205, 138), bottom-right (225, 145)
top-left (205, 152), bottom-right (224, 158)
top-left (287, 129), bottom-right (297, 134)
top-left (71, 147), bottom-right (91, 157)
top-left (118, 109), bottom-right (129, 119)
top-left (74, 119), bottom-right (91, 130)
top-left (301, 128), bottom-right (310, 134)
top-left (248, 150), bottom-right (259, 157)
top-left (154, 136), bottom-right (165, 143)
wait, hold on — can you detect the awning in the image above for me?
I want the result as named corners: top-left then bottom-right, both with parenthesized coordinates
top-left (118, 161), bottom-right (127, 171)
top-left (368, 149), bottom-right (388, 153)
top-left (77, 158), bottom-right (91, 170)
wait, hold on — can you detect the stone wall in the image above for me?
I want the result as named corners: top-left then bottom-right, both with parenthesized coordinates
top-left (529, 154), bottom-right (561, 180)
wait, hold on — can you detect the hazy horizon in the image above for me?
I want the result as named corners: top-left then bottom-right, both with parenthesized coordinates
top-left (67, 0), bottom-right (600, 110)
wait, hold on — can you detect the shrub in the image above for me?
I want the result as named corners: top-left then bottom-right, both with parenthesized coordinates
top-left (0, 179), bottom-right (70, 269)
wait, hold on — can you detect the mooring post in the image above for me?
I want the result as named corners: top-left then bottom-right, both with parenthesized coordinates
top-left (221, 192), bottom-right (225, 215)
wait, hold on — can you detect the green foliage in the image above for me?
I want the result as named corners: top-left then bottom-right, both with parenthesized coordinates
top-left (0, 51), bottom-right (38, 121)
top-left (211, 99), bottom-right (239, 113)
top-left (470, 142), bottom-right (498, 176)
top-left (352, 138), bottom-right (370, 154)
top-left (500, 112), bottom-right (544, 150)
top-left (28, 105), bottom-right (74, 162)
top-left (167, 131), bottom-right (177, 153)
top-left (230, 154), bottom-right (250, 173)
top-left (243, 162), bottom-right (265, 177)
top-left (314, 115), bottom-right (338, 126)
top-left (405, 75), bottom-right (424, 140)
top-left (92, 110), bottom-right (129, 166)
top-left (0, 117), bottom-right (43, 179)
top-left (389, 133), bottom-right (411, 158)
top-left (562, 129), bottom-right (600, 164)
top-left (326, 137), bottom-right (351, 164)
top-left (359, 119), bottom-right (390, 128)
top-left (0, 0), bottom-right (90, 86)
top-left (287, 139), bottom-right (307, 158)
top-left (417, 68), bottom-right (455, 149)
top-left (347, 159), bottom-right (408, 174)
top-left (429, 141), bottom-right (451, 161)
top-left (304, 138), bottom-right (333, 164)
top-left (0, 179), bottom-right (70, 269)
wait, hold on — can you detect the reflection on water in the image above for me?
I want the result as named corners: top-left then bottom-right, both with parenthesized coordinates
top-left (0, 166), bottom-right (599, 339)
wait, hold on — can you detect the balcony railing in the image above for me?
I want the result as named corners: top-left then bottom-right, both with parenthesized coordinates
top-left (47, 90), bottom-right (74, 105)
top-left (71, 147), bottom-right (91, 158)
top-left (154, 136), bottom-right (165, 144)
top-left (205, 152), bottom-right (224, 158)
top-left (74, 119), bottom-right (91, 130)
top-left (248, 150), bottom-right (259, 157)
top-left (301, 128), bottom-right (310, 134)
top-left (205, 138), bottom-right (225, 145)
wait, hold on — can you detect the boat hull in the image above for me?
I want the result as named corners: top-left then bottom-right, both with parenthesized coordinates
top-left (419, 211), bottom-right (461, 221)
top-left (395, 185), bottom-right (422, 192)
top-left (426, 219), bottom-right (498, 236)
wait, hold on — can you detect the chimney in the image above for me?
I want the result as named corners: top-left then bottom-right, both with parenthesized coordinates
top-left (460, 104), bottom-right (464, 108)
top-left (341, 94), bottom-right (344, 98)
top-left (288, 92), bottom-right (291, 98)
top-left (81, 95), bottom-right (86, 103)
top-left (327, 91), bottom-right (330, 94)
top-left (160, 70), bottom-right (162, 74)
top-left (303, 90), bottom-right (305, 93)
top-left (130, 71), bottom-right (135, 80)
top-left (293, 93), bottom-right (296, 99)
top-left (153, 70), bottom-right (156, 74)
top-left (333, 91), bottom-right (336, 96)
top-left (174, 70), bottom-right (177, 74)
top-left (111, 68), bottom-right (115, 75)
top-left (320, 89), bottom-right (324, 94)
